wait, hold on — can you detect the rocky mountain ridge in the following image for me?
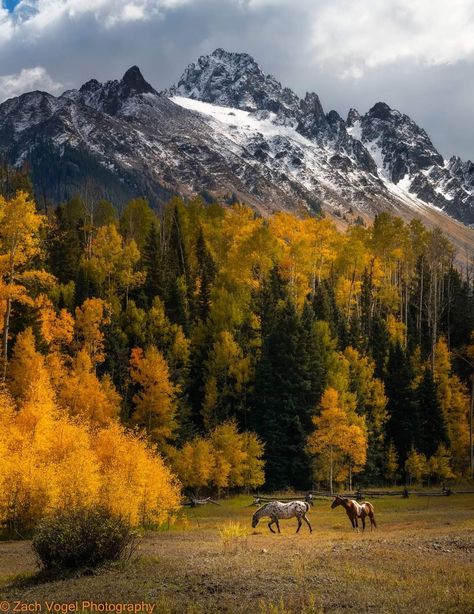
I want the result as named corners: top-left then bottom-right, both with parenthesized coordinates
top-left (0, 49), bottom-right (472, 254)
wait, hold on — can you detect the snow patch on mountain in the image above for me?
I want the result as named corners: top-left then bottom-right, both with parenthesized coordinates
top-left (0, 49), bottom-right (473, 229)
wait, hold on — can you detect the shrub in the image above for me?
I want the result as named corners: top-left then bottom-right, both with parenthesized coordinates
top-left (32, 507), bottom-right (136, 572)
top-left (218, 521), bottom-right (247, 541)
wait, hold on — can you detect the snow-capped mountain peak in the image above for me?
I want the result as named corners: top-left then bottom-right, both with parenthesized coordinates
top-left (168, 48), bottom-right (300, 116)
top-left (0, 50), bottom-right (473, 252)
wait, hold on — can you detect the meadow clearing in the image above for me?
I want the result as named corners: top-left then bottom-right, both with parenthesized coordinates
top-left (0, 494), bottom-right (473, 614)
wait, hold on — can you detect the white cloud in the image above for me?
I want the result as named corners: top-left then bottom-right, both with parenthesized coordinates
top-left (0, 66), bottom-right (63, 102)
top-left (1, 0), bottom-right (192, 37)
top-left (239, 0), bottom-right (474, 77)
top-left (0, 0), bottom-right (473, 159)
top-left (309, 0), bottom-right (474, 77)
top-left (4, 1), bottom-right (474, 77)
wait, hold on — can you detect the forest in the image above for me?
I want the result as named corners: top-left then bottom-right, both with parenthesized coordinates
top-left (0, 165), bottom-right (473, 532)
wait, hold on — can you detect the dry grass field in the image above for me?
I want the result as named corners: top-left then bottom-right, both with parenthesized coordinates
top-left (0, 494), bottom-right (473, 613)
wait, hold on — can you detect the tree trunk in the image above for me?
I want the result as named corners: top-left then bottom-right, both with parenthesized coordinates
top-left (329, 445), bottom-right (333, 494)
top-left (431, 267), bottom-right (438, 371)
top-left (470, 372), bottom-right (474, 480)
top-left (2, 296), bottom-right (11, 383)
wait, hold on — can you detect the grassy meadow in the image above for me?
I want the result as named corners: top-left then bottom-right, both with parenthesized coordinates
top-left (0, 493), bottom-right (473, 614)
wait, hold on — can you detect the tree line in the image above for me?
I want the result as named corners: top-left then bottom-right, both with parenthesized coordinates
top-left (0, 167), bottom-right (473, 530)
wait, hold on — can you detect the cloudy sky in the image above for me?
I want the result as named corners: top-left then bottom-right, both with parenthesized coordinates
top-left (1, 0), bottom-right (474, 159)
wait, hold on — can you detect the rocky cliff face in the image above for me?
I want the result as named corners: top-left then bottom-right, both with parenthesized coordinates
top-left (0, 49), bottom-right (473, 236)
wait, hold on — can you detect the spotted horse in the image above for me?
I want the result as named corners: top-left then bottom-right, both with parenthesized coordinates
top-left (251, 501), bottom-right (312, 534)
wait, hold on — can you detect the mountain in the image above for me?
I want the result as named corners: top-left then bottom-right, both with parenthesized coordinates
top-left (0, 49), bottom-right (473, 253)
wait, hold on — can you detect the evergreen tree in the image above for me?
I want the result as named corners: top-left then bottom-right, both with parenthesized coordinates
top-left (414, 367), bottom-right (448, 458)
top-left (48, 204), bottom-right (83, 284)
top-left (299, 300), bottom-right (327, 421)
top-left (195, 226), bottom-right (216, 322)
top-left (252, 297), bottom-right (312, 491)
top-left (369, 314), bottom-right (390, 379)
top-left (142, 222), bottom-right (164, 304)
top-left (162, 201), bottom-right (191, 331)
top-left (384, 342), bottom-right (416, 464)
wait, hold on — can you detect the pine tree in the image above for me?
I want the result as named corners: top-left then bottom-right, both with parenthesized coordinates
top-left (369, 314), bottom-right (390, 379)
top-left (48, 204), bottom-right (83, 284)
top-left (384, 342), bottom-right (416, 464)
top-left (195, 226), bottom-right (216, 322)
top-left (142, 221), bottom-right (164, 304)
top-left (252, 297), bottom-right (312, 491)
top-left (414, 367), bottom-right (448, 458)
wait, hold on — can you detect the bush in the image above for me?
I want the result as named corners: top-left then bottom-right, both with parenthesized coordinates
top-left (32, 507), bottom-right (136, 572)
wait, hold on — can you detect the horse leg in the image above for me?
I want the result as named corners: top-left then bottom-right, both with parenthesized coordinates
top-left (303, 515), bottom-right (313, 533)
top-left (354, 517), bottom-right (359, 532)
top-left (275, 519), bottom-right (281, 534)
top-left (362, 517), bottom-right (366, 532)
top-left (268, 520), bottom-right (276, 534)
top-left (370, 513), bottom-right (376, 530)
top-left (296, 517), bottom-right (302, 533)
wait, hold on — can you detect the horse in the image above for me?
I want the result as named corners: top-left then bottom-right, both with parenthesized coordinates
top-left (251, 501), bottom-right (312, 534)
top-left (331, 495), bottom-right (376, 532)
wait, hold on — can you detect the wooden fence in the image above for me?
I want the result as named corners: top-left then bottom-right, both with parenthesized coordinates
top-left (251, 487), bottom-right (474, 505)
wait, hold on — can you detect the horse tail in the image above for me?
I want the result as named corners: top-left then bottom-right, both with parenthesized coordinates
top-left (304, 501), bottom-right (310, 513)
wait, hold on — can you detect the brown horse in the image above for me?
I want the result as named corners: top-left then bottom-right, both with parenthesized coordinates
top-left (331, 495), bottom-right (376, 531)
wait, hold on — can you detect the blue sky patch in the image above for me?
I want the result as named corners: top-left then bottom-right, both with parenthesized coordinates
top-left (3, 0), bottom-right (22, 12)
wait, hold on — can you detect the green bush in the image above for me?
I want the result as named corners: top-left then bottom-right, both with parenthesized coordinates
top-left (32, 507), bottom-right (136, 572)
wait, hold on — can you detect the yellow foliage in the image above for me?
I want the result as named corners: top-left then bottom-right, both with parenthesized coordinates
top-left (75, 297), bottom-right (110, 365)
top-left (36, 295), bottom-right (74, 352)
top-left (85, 224), bottom-right (144, 299)
top-left (308, 387), bottom-right (368, 487)
top-left (172, 421), bottom-right (265, 491)
top-left (434, 337), bottom-right (470, 474)
top-left (386, 314), bottom-right (406, 345)
top-left (129, 346), bottom-right (177, 447)
top-left (171, 437), bottom-right (216, 490)
top-left (0, 191), bottom-right (44, 273)
top-left (57, 349), bottom-right (121, 425)
top-left (405, 447), bottom-right (428, 484)
top-left (8, 328), bottom-right (48, 402)
top-left (428, 444), bottom-right (455, 482)
top-left (0, 386), bottom-right (180, 532)
top-left (92, 423), bottom-right (180, 526)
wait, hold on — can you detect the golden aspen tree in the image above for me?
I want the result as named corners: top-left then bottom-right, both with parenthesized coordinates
top-left (240, 431), bottom-right (265, 489)
top-left (202, 330), bottom-right (251, 429)
top-left (334, 226), bottom-right (371, 321)
top-left (146, 297), bottom-right (190, 372)
top-left (0, 390), bottom-right (180, 531)
top-left (171, 437), bottom-right (216, 491)
top-left (129, 346), bottom-right (177, 447)
top-left (307, 387), bottom-right (367, 492)
top-left (208, 421), bottom-right (249, 490)
top-left (74, 297), bottom-right (110, 366)
top-left (428, 444), bottom-right (455, 482)
top-left (92, 423), bottom-right (180, 526)
top-left (404, 447), bottom-right (428, 484)
top-left (385, 442), bottom-right (399, 484)
top-left (0, 191), bottom-right (45, 381)
top-left (119, 198), bottom-right (156, 248)
top-left (36, 294), bottom-right (74, 352)
top-left (434, 337), bottom-right (470, 474)
top-left (85, 223), bottom-right (145, 305)
top-left (7, 328), bottom-right (47, 402)
top-left (58, 350), bottom-right (120, 425)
